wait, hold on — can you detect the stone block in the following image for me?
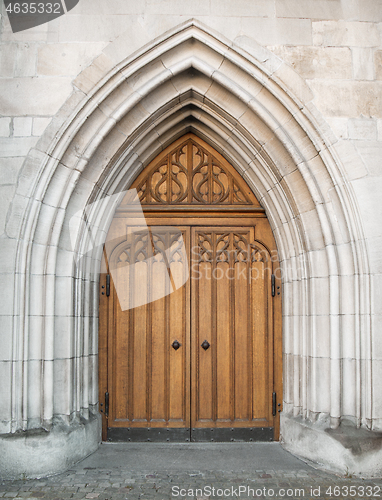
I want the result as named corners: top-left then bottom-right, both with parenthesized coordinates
top-left (207, 17), bottom-right (243, 44)
top-left (373, 360), bottom-right (382, 416)
top-left (325, 117), bottom-right (348, 140)
top-left (32, 117), bottom-right (52, 137)
top-left (100, 18), bottom-right (152, 67)
top-left (299, 209), bottom-right (326, 251)
top-left (233, 36), bottom-right (282, 75)
top-left (372, 313), bottom-right (382, 358)
top-left (241, 17), bottom-right (312, 47)
top-left (0, 273), bottom-right (14, 315)
top-left (58, 14), bottom-right (133, 43)
top-left (0, 136), bottom-right (38, 158)
top-left (281, 169), bottom-right (316, 215)
top-left (0, 316), bottom-right (12, 361)
top-left (37, 42), bottom-right (107, 76)
top-left (308, 80), bottom-right (382, 118)
top-left (313, 21), bottom-right (381, 48)
top-left (352, 47), bottom-right (375, 81)
top-left (0, 77), bottom-right (73, 116)
top-left (0, 236), bottom-right (17, 275)
top-left (354, 140), bottom-right (382, 176)
top-left (55, 276), bottom-right (75, 317)
top-left (13, 117), bottom-right (33, 137)
top-left (342, 0), bottom-right (382, 23)
top-left (307, 249), bottom-right (329, 278)
top-left (28, 315), bottom-right (44, 360)
top-left (378, 120), bottom-right (382, 141)
top-left (218, 59), bottom-right (263, 101)
top-left (0, 361), bottom-right (11, 421)
top-left (351, 177), bottom-right (382, 240)
top-left (340, 275), bottom-right (356, 316)
top-left (367, 235), bottom-right (382, 274)
top-left (332, 139), bottom-right (367, 181)
top-left (211, 0), bottom-right (272, 17)
top-left (375, 51), bottom-right (382, 80)
top-left (348, 118), bottom-right (377, 141)
top-left (342, 358), bottom-right (357, 415)
top-left (0, 42), bottom-right (17, 76)
top-left (269, 46), bottom-right (352, 80)
top-left (54, 316), bottom-right (74, 359)
top-left (0, 185), bottom-right (15, 235)
top-left (312, 314), bottom-right (330, 358)
top-left (0, 118), bottom-right (11, 137)
top-left (313, 356), bottom-right (331, 410)
top-left (27, 359), bottom-right (43, 421)
top-left (145, 0), bottom-right (210, 15)
top-left (276, 0), bottom-right (343, 20)
top-left (341, 314), bottom-right (356, 359)
top-left (15, 42), bottom-right (37, 77)
top-left (53, 357), bottom-right (72, 415)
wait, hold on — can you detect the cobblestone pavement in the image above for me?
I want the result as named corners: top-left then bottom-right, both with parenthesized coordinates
top-left (1, 444), bottom-right (381, 500)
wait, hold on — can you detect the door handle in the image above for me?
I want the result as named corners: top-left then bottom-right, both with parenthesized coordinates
top-left (172, 340), bottom-right (181, 350)
top-left (201, 340), bottom-right (210, 350)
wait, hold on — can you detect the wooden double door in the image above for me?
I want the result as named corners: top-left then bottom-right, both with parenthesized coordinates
top-left (99, 134), bottom-right (282, 442)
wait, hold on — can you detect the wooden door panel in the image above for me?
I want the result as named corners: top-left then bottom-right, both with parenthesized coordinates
top-left (191, 227), bottom-right (273, 429)
top-left (107, 225), bottom-right (190, 429)
top-left (99, 135), bottom-right (282, 442)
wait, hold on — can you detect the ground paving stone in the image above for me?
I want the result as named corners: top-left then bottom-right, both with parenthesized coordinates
top-left (1, 444), bottom-right (382, 499)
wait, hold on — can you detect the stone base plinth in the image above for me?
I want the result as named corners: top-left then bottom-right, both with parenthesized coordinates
top-left (281, 413), bottom-right (382, 478)
top-left (0, 414), bottom-right (101, 479)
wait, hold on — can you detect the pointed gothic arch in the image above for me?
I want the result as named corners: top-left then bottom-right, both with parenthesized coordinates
top-left (1, 19), bottom-right (373, 477)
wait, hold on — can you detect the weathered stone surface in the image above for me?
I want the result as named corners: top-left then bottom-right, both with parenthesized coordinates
top-left (0, 136), bottom-right (38, 158)
top-left (0, 43), bottom-right (17, 77)
top-left (15, 42), bottom-right (37, 77)
top-left (269, 46), bottom-right (352, 80)
top-left (242, 17), bottom-right (313, 46)
top-left (32, 117), bottom-right (52, 137)
top-left (354, 140), bottom-right (382, 177)
top-left (0, 117), bottom-right (11, 137)
top-left (276, 0), bottom-right (343, 21)
top-left (0, 157), bottom-right (24, 185)
top-left (37, 42), bottom-right (107, 76)
top-left (308, 80), bottom-right (382, 118)
top-left (211, 0), bottom-right (273, 17)
top-left (375, 50), bottom-right (382, 80)
top-left (348, 118), bottom-right (378, 141)
top-left (13, 117), bottom-right (33, 137)
top-left (0, 78), bottom-right (73, 116)
top-left (352, 47), bottom-right (375, 81)
top-left (57, 15), bottom-right (137, 43)
top-left (313, 20), bottom-right (381, 47)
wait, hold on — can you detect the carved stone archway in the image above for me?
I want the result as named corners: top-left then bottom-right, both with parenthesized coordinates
top-left (1, 20), bottom-right (373, 477)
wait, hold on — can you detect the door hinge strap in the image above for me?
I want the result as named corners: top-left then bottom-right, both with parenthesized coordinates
top-left (271, 274), bottom-right (275, 297)
top-left (105, 392), bottom-right (109, 417)
top-left (106, 274), bottom-right (110, 297)
top-left (272, 392), bottom-right (276, 416)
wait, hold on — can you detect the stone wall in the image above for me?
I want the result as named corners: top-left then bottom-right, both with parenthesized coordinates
top-left (0, 0), bottom-right (381, 478)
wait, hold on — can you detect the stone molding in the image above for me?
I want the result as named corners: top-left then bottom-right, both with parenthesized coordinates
top-left (1, 19), bottom-right (374, 476)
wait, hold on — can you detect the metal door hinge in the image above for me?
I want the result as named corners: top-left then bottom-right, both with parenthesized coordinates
top-left (105, 392), bottom-right (109, 417)
top-left (106, 274), bottom-right (110, 297)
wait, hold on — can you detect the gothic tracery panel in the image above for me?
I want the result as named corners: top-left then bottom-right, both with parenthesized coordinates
top-left (135, 138), bottom-right (257, 206)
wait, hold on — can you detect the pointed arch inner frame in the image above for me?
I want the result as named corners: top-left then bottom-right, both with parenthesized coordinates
top-left (10, 21), bottom-right (371, 450)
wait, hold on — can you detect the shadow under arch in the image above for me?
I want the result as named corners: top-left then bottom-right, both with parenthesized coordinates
top-left (3, 18), bottom-right (372, 478)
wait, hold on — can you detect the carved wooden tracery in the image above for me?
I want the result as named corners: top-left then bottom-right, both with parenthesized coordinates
top-left (134, 136), bottom-right (260, 207)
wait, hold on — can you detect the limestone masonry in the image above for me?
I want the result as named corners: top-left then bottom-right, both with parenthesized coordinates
top-left (0, 0), bottom-right (381, 479)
